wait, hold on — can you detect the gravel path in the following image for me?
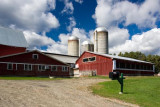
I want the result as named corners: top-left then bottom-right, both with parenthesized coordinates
top-left (0, 78), bottom-right (138, 107)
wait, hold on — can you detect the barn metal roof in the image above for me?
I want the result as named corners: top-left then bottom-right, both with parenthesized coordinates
top-left (86, 51), bottom-right (154, 64)
top-left (0, 26), bottom-right (28, 47)
top-left (43, 52), bottom-right (79, 64)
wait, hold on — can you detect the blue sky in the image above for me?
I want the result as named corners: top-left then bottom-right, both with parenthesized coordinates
top-left (0, 0), bottom-right (160, 55)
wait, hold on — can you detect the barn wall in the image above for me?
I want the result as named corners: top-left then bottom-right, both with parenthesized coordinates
top-left (76, 52), bottom-right (154, 76)
top-left (0, 44), bottom-right (26, 57)
top-left (76, 52), bottom-right (113, 75)
top-left (115, 59), bottom-right (154, 76)
top-left (0, 51), bottom-right (70, 76)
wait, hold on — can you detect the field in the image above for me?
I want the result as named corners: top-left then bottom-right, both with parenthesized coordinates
top-left (91, 76), bottom-right (160, 107)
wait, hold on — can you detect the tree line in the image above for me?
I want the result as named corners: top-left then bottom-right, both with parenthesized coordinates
top-left (117, 51), bottom-right (160, 74)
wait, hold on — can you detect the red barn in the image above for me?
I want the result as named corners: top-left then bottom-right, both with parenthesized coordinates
top-left (0, 50), bottom-right (70, 77)
top-left (0, 26), bottom-right (28, 56)
top-left (76, 51), bottom-right (154, 76)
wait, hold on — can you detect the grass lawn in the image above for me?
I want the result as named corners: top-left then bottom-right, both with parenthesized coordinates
top-left (91, 76), bottom-right (160, 107)
top-left (0, 76), bottom-right (71, 80)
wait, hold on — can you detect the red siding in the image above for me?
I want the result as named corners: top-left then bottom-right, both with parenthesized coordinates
top-left (0, 51), bottom-right (70, 77)
top-left (76, 52), bottom-right (154, 76)
top-left (0, 44), bottom-right (26, 57)
top-left (76, 52), bottom-right (113, 75)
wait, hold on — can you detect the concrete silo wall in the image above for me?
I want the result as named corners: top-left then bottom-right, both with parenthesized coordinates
top-left (68, 40), bottom-right (79, 56)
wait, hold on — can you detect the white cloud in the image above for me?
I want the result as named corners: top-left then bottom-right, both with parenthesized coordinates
top-left (61, 0), bottom-right (74, 14)
top-left (108, 27), bottom-right (129, 48)
top-left (24, 27), bottom-right (91, 54)
top-left (23, 31), bottom-right (55, 49)
top-left (67, 17), bottom-right (76, 32)
top-left (0, 0), bottom-right (59, 32)
top-left (75, 0), bottom-right (83, 4)
top-left (93, 0), bottom-right (160, 28)
top-left (109, 28), bottom-right (160, 55)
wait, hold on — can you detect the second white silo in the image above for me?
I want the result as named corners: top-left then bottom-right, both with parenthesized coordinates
top-left (94, 27), bottom-right (108, 54)
top-left (68, 36), bottom-right (79, 56)
top-left (81, 41), bottom-right (94, 53)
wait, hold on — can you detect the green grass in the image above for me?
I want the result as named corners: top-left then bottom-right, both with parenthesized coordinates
top-left (0, 76), bottom-right (71, 80)
top-left (91, 76), bottom-right (160, 107)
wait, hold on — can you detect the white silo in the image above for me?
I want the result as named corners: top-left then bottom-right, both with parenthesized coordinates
top-left (68, 36), bottom-right (80, 56)
top-left (94, 27), bottom-right (108, 54)
top-left (81, 41), bottom-right (94, 53)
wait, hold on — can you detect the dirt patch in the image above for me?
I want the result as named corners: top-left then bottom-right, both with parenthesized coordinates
top-left (0, 78), bottom-right (138, 107)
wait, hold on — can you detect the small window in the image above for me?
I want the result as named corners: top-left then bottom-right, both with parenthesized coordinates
top-left (89, 57), bottom-right (96, 61)
top-left (62, 66), bottom-right (68, 72)
top-left (24, 64), bottom-right (32, 71)
top-left (51, 66), bottom-right (57, 71)
top-left (83, 58), bottom-right (88, 62)
top-left (33, 54), bottom-right (38, 59)
top-left (38, 65), bottom-right (45, 71)
top-left (7, 63), bottom-right (13, 70)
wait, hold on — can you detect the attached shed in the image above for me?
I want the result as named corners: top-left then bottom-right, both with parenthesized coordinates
top-left (0, 26), bottom-right (28, 56)
top-left (76, 51), bottom-right (154, 76)
top-left (0, 50), bottom-right (70, 77)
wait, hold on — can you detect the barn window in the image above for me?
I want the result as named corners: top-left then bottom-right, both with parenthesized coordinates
top-left (116, 62), bottom-right (120, 68)
top-left (120, 63), bottom-right (125, 68)
top-left (38, 65), bottom-right (45, 71)
top-left (62, 66), bottom-right (68, 72)
top-left (89, 57), bottom-right (96, 62)
top-left (33, 54), bottom-right (38, 59)
top-left (51, 66), bottom-right (57, 71)
top-left (83, 58), bottom-right (88, 62)
top-left (24, 64), bottom-right (32, 71)
top-left (7, 63), bottom-right (13, 70)
top-left (131, 64), bottom-right (135, 69)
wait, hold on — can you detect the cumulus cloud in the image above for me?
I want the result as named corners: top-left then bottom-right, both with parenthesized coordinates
top-left (93, 0), bottom-right (160, 28)
top-left (23, 31), bottom-right (55, 49)
top-left (75, 0), bottom-right (83, 4)
top-left (67, 17), bottom-right (76, 32)
top-left (108, 27), bottom-right (129, 48)
top-left (0, 0), bottom-right (59, 33)
top-left (109, 28), bottom-right (160, 55)
top-left (61, 0), bottom-right (74, 14)
top-left (24, 27), bottom-right (91, 54)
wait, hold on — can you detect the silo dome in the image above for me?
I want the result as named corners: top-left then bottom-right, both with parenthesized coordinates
top-left (94, 27), bottom-right (108, 54)
top-left (95, 27), bottom-right (108, 32)
top-left (81, 40), bottom-right (94, 53)
top-left (68, 36), bottom-right (79, 56)
top-left (68, 36), bottom-right (79, 40)
top-left (82, 40), bottom-right (93, 45)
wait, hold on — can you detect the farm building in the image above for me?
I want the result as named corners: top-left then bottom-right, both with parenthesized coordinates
top-left (0, 50), bottom-right (71, 77)
top-left (43, 52), bottom-right (79, 68)
top-left (76, 51), bottom-right (154, 76)
top-left (0, 26), bottom-right (28, 56)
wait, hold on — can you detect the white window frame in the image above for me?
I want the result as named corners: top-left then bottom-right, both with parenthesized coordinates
top-left (16, 64), bottom-right (17, 70)
top-left (7, 63), bottom-right (13, 70)
top-left (51, 66), bottom-right (57, 71)
top-left (62, 66), bottom-right (68, 72)
top-left (32, 54), bottom-right (39, 59)
top-left (83, 56), bottom-right (96, 63)
top-left (38, 65), bottom-right (46, 71)
top-left (24, 64), bottom-right (32, 71)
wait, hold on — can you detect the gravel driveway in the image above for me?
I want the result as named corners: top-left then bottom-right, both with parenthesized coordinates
top-left (0, 78), bottom-right (137, 107)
